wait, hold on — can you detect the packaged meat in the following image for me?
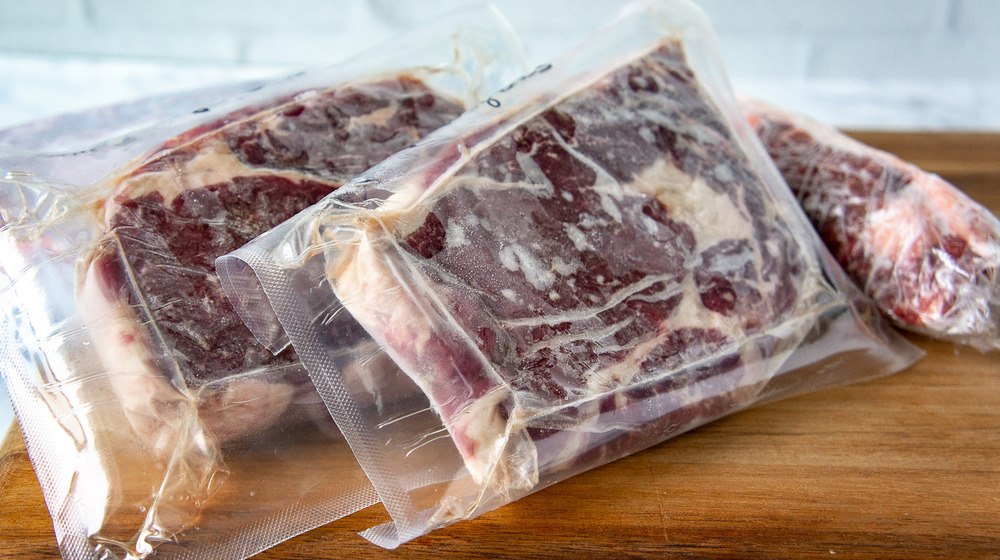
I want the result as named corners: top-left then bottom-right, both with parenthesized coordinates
top-left (0, 7), bottom-right (524, 560)
top-left (218, 0), bottom-right (922, 547)
top-left (742, 98), bottom-right (1000, 351)
top-left (0, 77), bottom-right (266, 153)
top-left (81, 75), bottom-right (465, 454)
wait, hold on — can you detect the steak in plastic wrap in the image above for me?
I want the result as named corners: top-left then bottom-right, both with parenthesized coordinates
top-left (322, 42), bottom-right (832, 488)
top-left (743, 98), bottom-right (1000, 351)
top-left (217, 0), bottom-right (926, 546)
top-left (79, 76), bottom-right (464, 452)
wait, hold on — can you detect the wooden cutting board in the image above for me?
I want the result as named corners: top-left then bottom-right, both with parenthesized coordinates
top-left (2, 132), bottom-right (999, 560)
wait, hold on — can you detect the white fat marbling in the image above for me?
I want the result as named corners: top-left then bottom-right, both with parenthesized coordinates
top-left (105, 135), bottom-right (339, 228)
top-left (630, 159), bottom-right (753, 252)
top-left (498, 242), bottom-right (557, 292)
top-left (444, 218), bottom-right (469, 249)
top-left (563, 223), bottom-right (592, 252)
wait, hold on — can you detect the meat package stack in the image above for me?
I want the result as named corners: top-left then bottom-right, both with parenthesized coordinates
top-left (218, 0), bottom-right (921, 547)
top-left (5, 0), bottom-right (994, 558)
top-left (0, 7), bottom-right (525, 560)
top-left (81, 77), bottom-right (464, 453)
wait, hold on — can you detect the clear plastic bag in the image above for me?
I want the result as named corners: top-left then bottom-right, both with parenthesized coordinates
top-left (0, 78), bottom-right (266, 153)
top-left (742, 98), bottom-right (1000, 352)
top-left (217, 0), bottom-right (923, 547)
top-left (0, 6), bottom-right (524, 559)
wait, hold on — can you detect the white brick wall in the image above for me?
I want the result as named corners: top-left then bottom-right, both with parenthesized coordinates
top-left (0, 0), bottom-right (996, 80)
top-left (3, 0), bottom-right (76, 25)
top-left (696, 0), bottom-right (998, 82)
top-left (954, 0), bottom-right (1000, 32)
top-left (0, 0), bottom-right (997, 130)
top-left (699, 0), bottom-right (951, 33)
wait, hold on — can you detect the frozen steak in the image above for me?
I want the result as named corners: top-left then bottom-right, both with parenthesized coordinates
top-left (328, 43), bottom-right (831, 487)
top-left (743, 98), bottom-right (1000, 350)
top-left (79, 76), bottom-right (464, 451)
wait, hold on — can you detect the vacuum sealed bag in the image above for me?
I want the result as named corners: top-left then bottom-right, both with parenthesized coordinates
top-left (0, 77), bottom-right (267, 153)
top-left (0, 7), bottom-right (523, 559)
top-left (742, 98), bottom-right (1000, 351)
top-left (218, 0), bottom-right (923, 547)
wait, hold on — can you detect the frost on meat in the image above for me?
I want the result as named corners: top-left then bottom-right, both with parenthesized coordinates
top-left (743, 98), bottom-right (1000, 350)
top-left (79, 77), bottom-right (464, 452)
top-left (330, 42), bottom-right (831, 490)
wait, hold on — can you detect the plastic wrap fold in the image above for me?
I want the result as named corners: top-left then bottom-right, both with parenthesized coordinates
top-left (0, 6), bottom-right (524, 559)
top-left (217, 0), bottom-right (923, 548)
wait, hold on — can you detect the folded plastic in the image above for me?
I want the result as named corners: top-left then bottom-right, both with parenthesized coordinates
top-left (0, 6), bottom-right (524, 560)
top-left (218, 0), bottom-right (922, 547)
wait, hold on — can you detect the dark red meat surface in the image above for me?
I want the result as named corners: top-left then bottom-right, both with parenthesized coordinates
top-left (334, 43), bottom-right (823, 487)
top-left (87, 76), bottom-right (464, 443)
top-left (743, 98), bottom-right (1000, 349)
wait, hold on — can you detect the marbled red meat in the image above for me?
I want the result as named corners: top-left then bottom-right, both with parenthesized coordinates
top-left (743, 98), bottom-right (1000, 350)
top-left (79, 76), bottom-right (464, 450)
top-left (329, 43), bottom-right (828, 487)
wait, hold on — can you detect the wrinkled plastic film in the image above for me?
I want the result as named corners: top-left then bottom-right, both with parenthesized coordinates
top-left (0, 78), bottom-right (266, 153)
top-left (0, 5), bottom-right (524, 195)
top-left (1, 172), bottom-right (384, 560)
top-left (218, 239), bottom-right (431, 539)
top-left (0, 264), bottom-right (90, 560)
top-left (742, 97), bottom-right (1000, 352)
top-left (219, 0), bottom-right (922, 548)
top-left (220, 214), bottom-right (482, 545)
top-left (0, 5), bottom-right (526, 559)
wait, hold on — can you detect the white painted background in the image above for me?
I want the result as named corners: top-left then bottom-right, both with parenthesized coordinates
top-left (1, 0), bottom-right (999, 429)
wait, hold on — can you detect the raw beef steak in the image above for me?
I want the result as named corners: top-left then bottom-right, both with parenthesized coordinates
top-left (79, 76), bottom-right (464, 451)
top-left (743, 98), bottom-right (1000, 350)
top-left (328, 42), bottom-right (829, 488)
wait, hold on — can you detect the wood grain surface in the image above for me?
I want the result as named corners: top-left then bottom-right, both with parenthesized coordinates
top-left (2, 132), bottom-right (999, 560)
